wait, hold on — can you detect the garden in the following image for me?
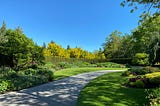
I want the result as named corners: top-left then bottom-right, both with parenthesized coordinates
top-left (0, 1), bottom-right (160, 106)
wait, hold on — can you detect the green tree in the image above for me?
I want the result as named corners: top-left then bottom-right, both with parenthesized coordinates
top-left (121, 0), bottom-right (160, 13)
top-left (103, 30), bottom-right (123, 58)
top-left (3, 29), bottom-right (35, 70)
top-left (131, 14), bottom-right (160, 64)
top-left (0, 22), bottom-right (7, 48)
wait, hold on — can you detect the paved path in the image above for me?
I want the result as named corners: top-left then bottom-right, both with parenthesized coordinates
top-left (0, 70), bottom-right (123, 106)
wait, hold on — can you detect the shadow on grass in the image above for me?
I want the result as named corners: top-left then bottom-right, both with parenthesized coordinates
top-left (77, 72), bottom-right (148, 106)
top-left (0, 70), bottom-right (116, 106)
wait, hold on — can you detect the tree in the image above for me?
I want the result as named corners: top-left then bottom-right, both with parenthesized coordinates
top-left (44, 41), bottom-right (70, 58)
top-left (68, 47), bottom-right (83, 58)
top-left (131, 15), bottom-right (160, 64)
top-left (0, 25), bottom-right (45, 71)
top-left (121, 0), bottom-right (160, 13)
top-left (2, 29), bottom-right (35, 70)
top-left (66, 45), bottom-right (71, 50)
top-left (0, 22), bottom-right (7, 47)
top-left (103, 31), bottom-right (123, 58)
top-left (42, 42), bottom-right (46, 48)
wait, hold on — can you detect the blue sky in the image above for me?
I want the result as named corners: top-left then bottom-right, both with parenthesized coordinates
top-left (0, 0), bottom-right (143, 52)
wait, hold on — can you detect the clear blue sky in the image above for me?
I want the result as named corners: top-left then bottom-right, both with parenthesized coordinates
top-left (0, 0), bottom-right (143, 52)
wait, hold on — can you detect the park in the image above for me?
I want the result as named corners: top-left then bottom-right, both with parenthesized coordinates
top-left (0, 0), bottom-right (160, 106)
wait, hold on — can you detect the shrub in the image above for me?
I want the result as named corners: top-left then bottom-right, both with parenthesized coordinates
top-left (145, 88), bottom-right (160, 106)
top-left (121, 71), bottom-right (132, 76)
top-left (44, 62), bottom-right (56, 69)
top-left (145, 72), bottom-right (160, 84)
top-left (109, 58), bottom-right (132, 64)
top-left (129, 68), bottom-right (148, 75)
top-left (149, 76), bottom-right (160, 84)
top-left (57, 62), bottom-right (71, 69)
top-left (95, 62), bottom-right (125, 68)
top-left (23, 68), bottom-right (37, 75)
top-left (132, 53), bottom-right (149, 66)
top-left (135, 79), bottom-right (145, 88)
top-left (37, 68), bottom-right (54, 81)
top-left (144, 66), bottom-right (160, 73)
top-left (9, 76), bottom-right (48, 90)
top-left (0, 80), bottom-right (10, 93)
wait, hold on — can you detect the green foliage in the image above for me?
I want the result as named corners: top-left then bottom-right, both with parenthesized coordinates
top-left (103, 30), bottom-right (123, 58)
top-left (102, 14), bottom-right (160, 65)
top-left (121, 71), bottom-right (132, 76)
top-left (0, 80), bottom-right (10, 93)
top-left (128, 66), bottom-right (159, 76)
top-left (110, 58), bottom-right (132, 64)
top-left (0, 23), bottom-right (45, 71)
top-left (45, 56), bottom-right (107, 65)
top-left (135, 79), bottom-right (145, 88)
top-left (145, 72), bottom-right (160, 84)
top-left (95, 62), bottom-right (125, 68)
top-left (145, 88), bottom-right (160, 106)
top-left (0, 67), bottom-right (54, 93)
top-left (45, 57), bottom-right (125, 70)
top-left (132, 53), bottom-right (149, 66)
top-left (121, 0), bottom-right (160, 14)
top-left (127, 71), bottom-right (160, 89)
top-left (44, 62), bottom-right (56, 69)
top-left (129, 68), bottom-right (149, 75)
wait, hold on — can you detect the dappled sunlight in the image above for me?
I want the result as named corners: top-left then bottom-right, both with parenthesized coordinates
top-left (77, 72), bottom-right (147, 106)
top-left (0, 70), bottom-right (120, 106)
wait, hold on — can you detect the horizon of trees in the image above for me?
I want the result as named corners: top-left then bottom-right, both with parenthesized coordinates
top-left (102, 1), bottom-right (160, 65)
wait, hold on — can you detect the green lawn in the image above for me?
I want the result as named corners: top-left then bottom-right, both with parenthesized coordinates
top-left (54, 67), bottom-right (126, 80)
top-left (77, 72), bottom-right (148, 106)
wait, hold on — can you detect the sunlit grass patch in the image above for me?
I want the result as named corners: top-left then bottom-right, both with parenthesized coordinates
top-left (77, 72), bottom-right (148, 106)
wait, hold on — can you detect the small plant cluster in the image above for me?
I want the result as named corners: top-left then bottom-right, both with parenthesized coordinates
top-left (122, 66), bottom-right (160, 76)
top-left (0, 67), bottom-right (54, 93)
top-left (46, 61), bottom-right (125, 70)
top-left (122, 66), bottom-right (160, 105)
top-left (122, 67), bottom-right (160, 88)
top-left (145, 88), bottom-right (160, 106)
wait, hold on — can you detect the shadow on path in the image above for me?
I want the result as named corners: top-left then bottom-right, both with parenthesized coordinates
top-left (0, 70), bottom-right (122, 106)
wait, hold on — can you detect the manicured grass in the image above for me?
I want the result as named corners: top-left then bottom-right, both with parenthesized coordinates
top-left (77, 72), bottom-right (148, 106)
top-left (54, 67), bottom-right (126, 80)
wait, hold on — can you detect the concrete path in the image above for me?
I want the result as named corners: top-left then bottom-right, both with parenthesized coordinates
top-left (0, 70), bottom-right (123, 106)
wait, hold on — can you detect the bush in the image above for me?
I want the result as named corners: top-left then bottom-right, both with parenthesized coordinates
top-left (135, 79), bottom-right (145, 88)
top-left (121, 71), bottom-right (132, 76)
top-left (37, 68), bottom-right (54, 81)
top-left (149, 77), bottom-right (160, 84)
top-left (128, 76), bottom-right (148, 88)
top-left (44, 62), bottom-right (56, 69)
top-left (144, 66), bottom-right (160, 73)
top-left (145, 88), bottom-right (160, 106)
top-left (132, 53), bottom-right (149, 66)
top-left (23, 68), bottom-right (37, 75)
top-left (0, 80), bottom-right (10, 93)
top-left (129, 68), bottom-right (149, 75)
top-left (109, 58), bottom-right (132, 64)
top-left (95, 62), bottom-right (125, 68)
top-left (57, 62), bottom-right (71, 69)
top-left (8, 76), bottom-right (48, 90)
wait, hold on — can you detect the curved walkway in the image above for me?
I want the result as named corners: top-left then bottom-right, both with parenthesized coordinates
top-left (0, 70), bottom-right (123, 106)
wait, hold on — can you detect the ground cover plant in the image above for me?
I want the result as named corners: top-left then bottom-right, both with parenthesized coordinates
top-left (0, 67), bottom-right (54, 93)
top-left (122, 66), bottom-right (160, 105)
top-left (77, 72), bottom-right (148, 106)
